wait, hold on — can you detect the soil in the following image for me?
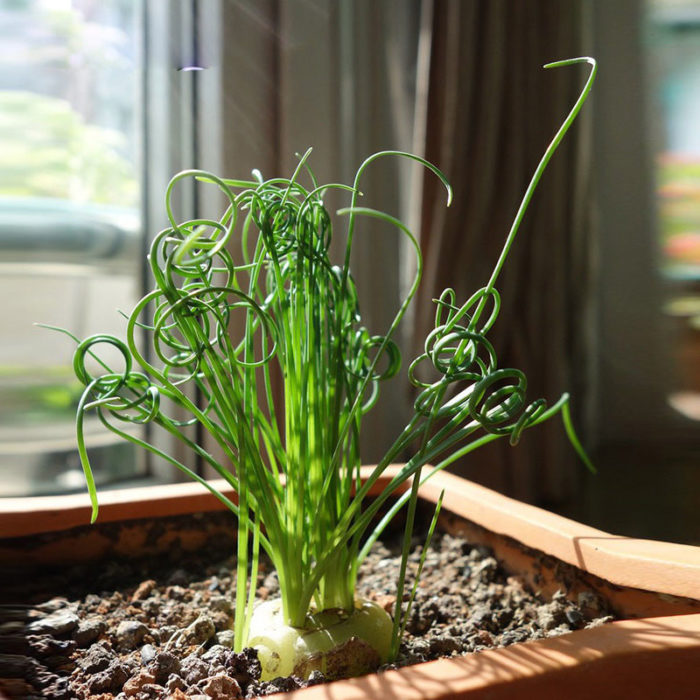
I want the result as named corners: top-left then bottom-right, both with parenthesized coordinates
top-left (0, 529), bottom-right (614, 700)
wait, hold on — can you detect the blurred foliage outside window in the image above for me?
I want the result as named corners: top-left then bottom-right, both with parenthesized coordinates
top-left (0, 0), bottom-right (143, 495)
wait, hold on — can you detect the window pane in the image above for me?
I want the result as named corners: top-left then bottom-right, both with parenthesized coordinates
top-left (0, 0), bottom-right (144, 495)
top-left (648, 0), bottom-right (700, 418)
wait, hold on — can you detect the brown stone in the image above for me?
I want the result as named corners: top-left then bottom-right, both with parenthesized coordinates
top-left (201, 673), bottom-right (242, 699)
top-left (122, 670), bottom-right (156, 696)
top-left (132, 579), bottom-right (157, 602)
top-left (166, 690), bottom-right (189, 700)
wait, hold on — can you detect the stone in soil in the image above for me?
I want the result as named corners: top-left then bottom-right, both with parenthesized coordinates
top-left (200, 673), bottom-right (243, 699)
top-left (77, 642), bottom-right (117, 674)
top-left (26, 609), bottom-right (79, 636)
top-left (149, 650), bottom-right (181, 683)
top-left (72, 617), bottom-right (106, 647)
top-left (116, 620), bottom-right (149, 650)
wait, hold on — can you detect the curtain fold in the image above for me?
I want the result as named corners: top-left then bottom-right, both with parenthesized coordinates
top-left (211, 0), bottom-right (594, 509)
top-left (413, 0), bottom-right (593, 506)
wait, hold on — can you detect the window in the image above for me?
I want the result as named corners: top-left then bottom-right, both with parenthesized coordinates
top-left (582, 0), bottom-right (700, 542)
top-left (648, 0), bottom-right (700, 418)
top-left (0, 0), bottom-right (144, 495)
top-left (0, 0), bottom-right (408, 495)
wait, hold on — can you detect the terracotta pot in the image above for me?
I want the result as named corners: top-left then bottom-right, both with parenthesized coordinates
top-left (1, 466), bottom-right (699, 699)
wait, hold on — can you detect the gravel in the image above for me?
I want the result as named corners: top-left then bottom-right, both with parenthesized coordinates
top-left (0, 530), bottom-right (613, 699)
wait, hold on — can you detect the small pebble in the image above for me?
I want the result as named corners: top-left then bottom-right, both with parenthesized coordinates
top-left (537, 603), bottom-right (566, 631)
top-left (149, 650), bottom-right (181, 683)
top-left (28, 635), bottom-right (75, 657)
top-left (86, 661), bottom-right (129, 694)
top-left (77, 643), bottom-right (116, 673)
top-left (166, 673), bottom-right (188, 692)
top-left (115, 620), bottom-right (149, 650)
top-left (42, 675), bottom-right (73, 700)
top-left (469, 604), bottom-right (492, 629)
top-left (216, 630), bottom-right (235, 647)
top-left (181, 655), bottom-right (210, 684)
top-left (577, 591), bottom-right (601, 612)
top-left (166, 688), bottom-right (189, 700)
top-left (181, 615), bottom-right (216, 645)
top-left (565, 608), bottom-right (583, 627)
top-left (265, 675), bottom-right (302, 692)
top-left (501, 628), bottom-right (529, 645)
top-left (306, 669), bottom-right (326, 686)
top-left (224, 647), bottom-right (261, 685)
top-left (122, 669), bottom-right (155, 695)
top-left (428, 636), bottom-right (462, 655)
top-left (36, 598), bottom-right (69, 614)
top-left (131, 579), bottom-right (156, 602)
top-left (166, 585), bottom-right (187, 601)
top-left (475, 629), bottom-right (494, 646)
top-left (201, 673), bottom-right (242, 700)
top-left (73, 618), bottom-right (105, 647)
top-left (208, 596), bottom-right (233, 615)
top-left (140, 643), bottom-right (157, 665)
top-left (27, 610), bottom-right (79, 636)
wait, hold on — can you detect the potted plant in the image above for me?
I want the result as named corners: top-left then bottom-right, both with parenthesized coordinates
top-left (3, 56), bottom-right (699, 699)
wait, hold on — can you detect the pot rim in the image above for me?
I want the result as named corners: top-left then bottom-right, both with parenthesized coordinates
top-left (1, 465), bottom-right (698, 601)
